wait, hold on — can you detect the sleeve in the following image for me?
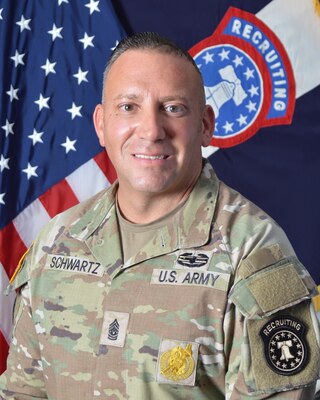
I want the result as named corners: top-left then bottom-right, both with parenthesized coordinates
top-left (224, 244), bottom-right (320, 399)
top-left (0, 256), bottom-right (48, 399)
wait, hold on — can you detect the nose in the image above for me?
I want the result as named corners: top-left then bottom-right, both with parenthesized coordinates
top-left (137, 107), bottom-right (166, 142)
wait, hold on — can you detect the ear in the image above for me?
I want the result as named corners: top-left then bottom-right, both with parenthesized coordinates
top-left (201, 105), bottom-right (215, 147)
top-left (93, 104), bottom-right (106, 147)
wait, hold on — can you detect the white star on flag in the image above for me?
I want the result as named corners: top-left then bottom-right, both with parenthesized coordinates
top-left (248, 84), bottom-right (259, 97)
top-left (85, 0), bottom-right (100, 15)
top-left (61, 137), bottom-right (77, 153)
top-left (16, 15), bottom-right (31, 32)
top-left (0, 193), bottom-right (5, 205)
top-left (79, 32), bottom-right (95, 49)
top-left (67, 102), bottom-right (83, 119)
top-left (232, 54), bottom-right (243, 67)
top-left (6, 85), bottom-right (19, 102)
top-left (244, 67), bottom-right (255, 80)
top-left (22, 163), bottom-right (38, 179)
top-left (1, 120), bottom-right (14, 137)
top-left (73, 67), bottom-right (89, 85)
top-left (0, 8), bottom-right (3, 20)
top-left (41, 59), bottom-right (57, 76)
top-left (111, 40), bottom-right (119, 51)
top-left (10, 50), bottom-right (25, 67)
top-left (218, 48), bottom-right (230, 61)
top-left (223, 121), bottom-right (234, 133)
top-left (58, 0), bottom-right (69, 4)
top-left (28, 129), bottom-right (44, 146)
top-left (48, 23), bottom-right (63, 41)
top-left (236, 114), bottom-right (248, 126)
top-left (202, 51), bottom-right (214, 64)
top-left (0, 155), bottom-right (10, 172)
top-left (245, 100), bottom-right (257, 113)
top-left (34, 93), bottom-right (50, 111)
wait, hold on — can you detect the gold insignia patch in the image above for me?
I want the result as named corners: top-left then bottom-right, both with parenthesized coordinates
top-left (156, 339), bottom-right (199, 386)
top-left (160, 343), bottom-right (194, 381)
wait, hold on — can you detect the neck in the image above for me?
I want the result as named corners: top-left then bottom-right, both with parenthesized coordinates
top-left (117, 180), bottom-right (197, 224)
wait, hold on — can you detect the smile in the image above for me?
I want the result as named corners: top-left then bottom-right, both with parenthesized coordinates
top-left (133, 154), bottom-right (168, 160)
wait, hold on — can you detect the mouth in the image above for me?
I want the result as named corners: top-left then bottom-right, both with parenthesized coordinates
top-left (133, 154), bottom-right (169, 160)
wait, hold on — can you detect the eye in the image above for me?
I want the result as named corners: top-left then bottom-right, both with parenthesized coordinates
top-left (119, 103), bottom-right (135, 112)
top-left (163, 104), bottom-right (186, 115)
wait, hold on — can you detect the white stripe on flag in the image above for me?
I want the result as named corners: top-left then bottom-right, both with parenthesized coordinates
top-left (13, 199), bottom-right (51, 248)
top-left (66, 158), bottom-right (111, 202)
top-left (257, 0), bottom-right (320, 98)
top-left (202, 145), bottom-right (219, 158)
top-left (0, 263), bottom-right (16, 344)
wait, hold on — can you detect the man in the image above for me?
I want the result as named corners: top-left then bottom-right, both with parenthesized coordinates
top-left (0, 32), bottom-right (319, 399)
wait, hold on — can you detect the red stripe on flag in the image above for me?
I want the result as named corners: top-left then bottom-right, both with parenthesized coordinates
top-left (0, 223), bottom-right (28, 280)
top-left (39, 179), bottom-right (79, 218)
top-left (94, 151), bottom-right (117, 184)
top-left (0, 330), bottom-right (9, 374)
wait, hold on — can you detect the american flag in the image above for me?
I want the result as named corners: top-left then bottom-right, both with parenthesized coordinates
top-left (0, 0), bottom-right (124, 373)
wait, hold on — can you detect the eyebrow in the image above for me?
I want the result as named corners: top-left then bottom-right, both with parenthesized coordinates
top-left (160, 95), bottom-right (190, 104)
top-left (112, 93), bottom-right (142, 102)
top-left (111, 94), bottom-right (190, 104)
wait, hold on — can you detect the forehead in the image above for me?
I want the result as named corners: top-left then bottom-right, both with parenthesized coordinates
top-left (104, 49), bottom-right (201, 96)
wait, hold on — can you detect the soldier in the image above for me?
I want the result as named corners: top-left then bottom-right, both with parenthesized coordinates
top-left (0, 32), bottom-right (319, 399)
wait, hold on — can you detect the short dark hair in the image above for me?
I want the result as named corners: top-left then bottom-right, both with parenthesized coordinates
top-left (102, 32), bottom-right (205, 107)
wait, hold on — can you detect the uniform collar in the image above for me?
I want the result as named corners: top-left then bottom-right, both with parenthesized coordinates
top-left (69, 182), bottom-right (118, 240)
top-left (69, 160), bottom-right (220, 271)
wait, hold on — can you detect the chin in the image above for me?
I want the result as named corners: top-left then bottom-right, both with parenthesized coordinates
top-left (132, 179), bottom-right (173, 194)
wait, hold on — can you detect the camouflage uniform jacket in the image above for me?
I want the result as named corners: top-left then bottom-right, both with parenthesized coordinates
top-left (1, 161), bottom-right (319, 399)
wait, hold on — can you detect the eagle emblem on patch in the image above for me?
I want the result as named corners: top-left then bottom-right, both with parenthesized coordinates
top-left (260, 316), bottom-right (308, 376)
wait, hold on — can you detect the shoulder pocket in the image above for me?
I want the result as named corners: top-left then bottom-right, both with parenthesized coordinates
top-left (229, 247), bottom-right (318, 319)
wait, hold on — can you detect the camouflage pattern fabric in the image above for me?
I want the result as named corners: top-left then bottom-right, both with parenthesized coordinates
top-left (0, 161), bottom-right (319, 399)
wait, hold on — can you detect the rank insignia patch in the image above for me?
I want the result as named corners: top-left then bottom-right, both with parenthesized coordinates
top-left (100, 311), bottom-right (129, 347)
top-left (260, 316), bottom-right (308, 376)
top-left (108, 319), bottom-right (120, 341)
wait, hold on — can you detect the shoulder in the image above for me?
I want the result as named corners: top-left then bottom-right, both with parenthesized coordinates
top-left (51, 184), bottom-right (115, 228)
top-left (11, 184), bottom-right (116, 288)
top-left (41, 182), bottom-right (117, 238)
top-left (213, 179), bottom-right (295, 270)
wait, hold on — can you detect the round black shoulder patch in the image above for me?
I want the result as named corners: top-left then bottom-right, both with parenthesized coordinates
top-left (260, 315), bottom-right (308, 376)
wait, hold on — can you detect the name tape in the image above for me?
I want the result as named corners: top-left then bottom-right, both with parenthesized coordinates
top-left (45, 254), bottom-right (104, 277)
top-left (151, 268), bottom-right (230, 291)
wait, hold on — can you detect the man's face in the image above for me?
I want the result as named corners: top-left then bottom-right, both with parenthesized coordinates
top-left (94, 49), bottom-right (214, 200)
